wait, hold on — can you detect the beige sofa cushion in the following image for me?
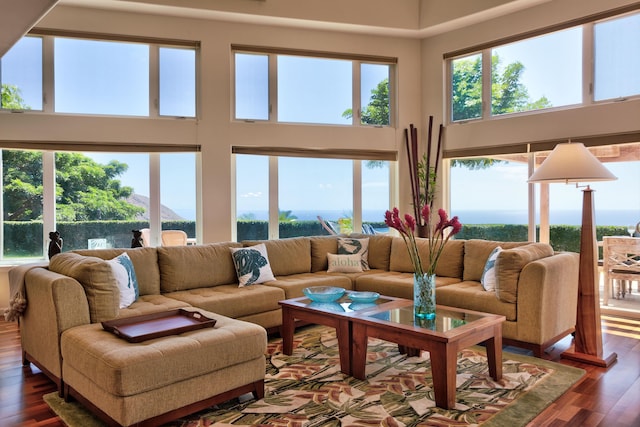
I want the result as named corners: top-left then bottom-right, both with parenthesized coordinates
top-left (350, 234), bottom-right (393, 271)
top-left (389, 237), bottom-right (464, 278)
top-left (244, 237), bottom-right (311, 276)
top-left (463, 240), bottom-right (529, 281)
top-left (158, 242), bottom-right (242, 292)
top-left (73, 248), bottom-right (160, 296)
top-left (48, 252), bottom-right (119, 322)
top-left (495, 243), bottom-right (554, 303)
top-left (309, 236), bottom-right (339, 272)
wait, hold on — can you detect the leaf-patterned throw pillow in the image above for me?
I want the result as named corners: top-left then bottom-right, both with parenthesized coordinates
top-left (108, 252), bottom-right (139, 308)
top-left (230, 243), bottom-right (276, 287)
top-left (338, 237), bottom-right (370, 270)
top-left (480, 246), bottom-right (502, 291)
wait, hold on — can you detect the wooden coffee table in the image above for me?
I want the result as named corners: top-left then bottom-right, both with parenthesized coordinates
top-left (349, 300), bottom-right (505, 409)
top-left (279, 294), bottom-right (405, 376)
top-left (279, 295), bottom-right (505, 410)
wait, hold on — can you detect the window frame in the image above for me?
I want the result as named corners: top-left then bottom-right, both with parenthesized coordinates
top-left (1, 30), bottom-right (199, 118)
top-left (232, 149), bottom-right (396, 241)
top-left (232, 45), bottom-right (397, 127)
top-left (446, 8), bottom-right (640, 124)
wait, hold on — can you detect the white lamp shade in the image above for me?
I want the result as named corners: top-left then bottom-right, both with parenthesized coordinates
top-left (528, 142), bottom-right (617, 183)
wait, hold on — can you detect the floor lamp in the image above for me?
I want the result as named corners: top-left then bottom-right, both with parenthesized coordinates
top-left (529, 141), bottom-right (618, 368)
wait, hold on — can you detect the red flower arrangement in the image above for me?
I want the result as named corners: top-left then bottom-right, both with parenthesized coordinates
top-left (384, 205), bottom-right (462, 276)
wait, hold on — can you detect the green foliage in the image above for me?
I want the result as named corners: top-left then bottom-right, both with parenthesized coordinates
top-left (452, 57), bottom-right (482, 121)
top-left (343, 78), bottom-right (390, 126)
top-left (452, 54), bottom-right (551, 121)
top-left (1, 83), bottom-right (30, 109)
top-left (278, 210), bottom-right (298, 223)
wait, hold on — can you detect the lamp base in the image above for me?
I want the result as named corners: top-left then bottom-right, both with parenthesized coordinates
top-left (561, 345), bottom-right (617, 368)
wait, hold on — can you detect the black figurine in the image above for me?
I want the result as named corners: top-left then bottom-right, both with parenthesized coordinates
top-left (48, 231), bottom-right (63, 259)
top-left (131, 230), bottom-right (144, 248)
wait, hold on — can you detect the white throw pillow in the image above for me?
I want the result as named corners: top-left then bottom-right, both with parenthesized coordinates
top-left (480, 246), bottom-right (502, 291)
top-left (108, 252), bottom-right (139, 308)
top-left (230, 243), bottom-right (276, 287)
top-left (338, 237), bottom-right (370, 270)
top-left (327, 253), bottom-right (363, 273)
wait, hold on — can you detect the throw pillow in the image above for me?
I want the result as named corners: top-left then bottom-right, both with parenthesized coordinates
top-left (327, 253), bottom-right (363, 273)
top-left (338, 237), bottom-right (370, 270)
top-left (480, 246), bottom-right (502, 291)
top-left (108, 252), bottom-right (139, 308)
top-left (230, 243), bottom-right (276, 287)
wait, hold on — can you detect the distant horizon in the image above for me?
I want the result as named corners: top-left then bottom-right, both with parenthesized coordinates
top-left (234, 208), bottom-right (639, 227)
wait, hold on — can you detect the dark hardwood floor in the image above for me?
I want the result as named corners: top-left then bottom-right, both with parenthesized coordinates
top-left (1, 315), bottom-right (639, 427)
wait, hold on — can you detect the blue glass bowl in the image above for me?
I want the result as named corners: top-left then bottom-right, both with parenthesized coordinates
top-left (303, 286), bottom-right (345, 303)
top-left (348, 291), bottom-right (380, 304)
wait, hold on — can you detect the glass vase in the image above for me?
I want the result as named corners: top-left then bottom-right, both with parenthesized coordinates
top-left (414, 273), bottom-right (436, 319)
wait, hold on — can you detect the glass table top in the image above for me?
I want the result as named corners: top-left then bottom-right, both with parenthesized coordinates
top-left (364, 305), bottom-right (487, 333)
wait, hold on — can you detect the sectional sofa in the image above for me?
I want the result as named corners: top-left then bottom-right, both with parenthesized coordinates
top-left (17, 233), bottom-right (578, 389)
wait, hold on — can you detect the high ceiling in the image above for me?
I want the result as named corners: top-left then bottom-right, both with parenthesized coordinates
top-left (1, 0), bottom-right (553, 57)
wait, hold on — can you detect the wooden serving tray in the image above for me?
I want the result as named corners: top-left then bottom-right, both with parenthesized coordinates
top-left (102, 309), bottom-right (217, 343)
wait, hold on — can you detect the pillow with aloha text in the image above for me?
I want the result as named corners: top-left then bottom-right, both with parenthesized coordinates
top-left (327, 253), bottom-right (363, 273)
top-left (338, 237), bottom-right (369, 270)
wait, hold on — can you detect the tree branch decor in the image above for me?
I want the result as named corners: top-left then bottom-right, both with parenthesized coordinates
top-left (404, 116), bottom-right (443, 237)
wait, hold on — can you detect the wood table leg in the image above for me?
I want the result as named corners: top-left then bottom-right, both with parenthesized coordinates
top-left (281, 307), bottom-right (295, 356)
top-left (428, 343), bottom-right (458, 409)
top-left (336, 320), bottom-right (352, 376)
top-left (484, 326), bottom-right (503, 381)
top-left (351, 323), bottom-right (368, 380)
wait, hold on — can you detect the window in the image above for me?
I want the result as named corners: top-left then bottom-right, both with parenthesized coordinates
top-left (278, 157), bottom-right (353, 235)
top-left (448, 10), bottom-right (640, 122)
top-left (278, 56), bottom-right (352, 125)
top-left (2, 33), bottom-right (197, 117)
top-left (54, 38), bottom-right (150, 116)
top-left (594, 12), bottom-right (640, 101)
top-left (451, 54), bottom-right (482, 121)
top-left (0, 36), bottom-right (43, 111)
top-left (159, 47), bottom-right (196, 117)
top-left (2, 150), bottom-right (44, 259)
top-left (449, 155), bottom-right (529, 231)
top-left (235, 153), bottom-right (392, 241)
top-left (491, 28), bottom-right (582, 115)
top-left (160, 152), bottom-right (196, 240)
top-left (360, 64), bottom-right (390, 126)
top-left (0, 148), bottom-right (198, 260)
top-left (234, 53), bottom-right (269, 120)
top-left (233, 47), bottom-right (395, 126)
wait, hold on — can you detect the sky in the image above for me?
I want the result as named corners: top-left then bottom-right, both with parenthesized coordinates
top-left (2, 17), bottom-right (639, 226)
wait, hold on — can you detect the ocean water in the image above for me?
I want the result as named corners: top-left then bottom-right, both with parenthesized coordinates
top-left (238, 209), bottom-right (640, 227)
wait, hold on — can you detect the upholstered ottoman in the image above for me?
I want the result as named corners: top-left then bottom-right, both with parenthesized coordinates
top-left (60, 309), bottom-right (266, 426)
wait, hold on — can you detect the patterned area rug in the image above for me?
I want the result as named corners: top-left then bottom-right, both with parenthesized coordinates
top-left (44, 325), bottom-right (585, 427)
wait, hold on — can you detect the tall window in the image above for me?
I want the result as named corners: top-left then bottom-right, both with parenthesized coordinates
top-left (1, 150), bottom-right (45, 259)
top-left (233, 48), bottom-right (395, 127)
top-left (0, 149), bottom-right (198, 260)
top-left (1, 34), bottom-right (197, 117)
top-left (235, 154), bottom-right (392, 241)
top-left (449, 155), bottom-right (529, 242)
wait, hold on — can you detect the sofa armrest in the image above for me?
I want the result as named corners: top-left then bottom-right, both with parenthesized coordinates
top-left (515, 252), bottom-right (579, 345)
top-left (21, 267), bottom-right (91, 380)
